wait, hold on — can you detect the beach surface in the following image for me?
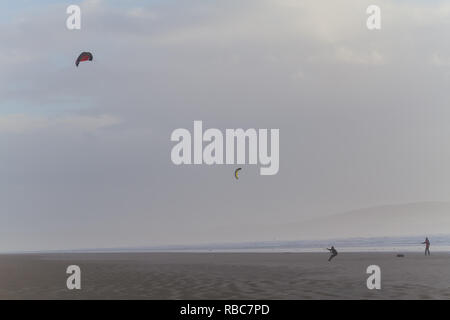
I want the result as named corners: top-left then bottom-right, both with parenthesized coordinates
top-left (0, 252), bottom-right (449, 299)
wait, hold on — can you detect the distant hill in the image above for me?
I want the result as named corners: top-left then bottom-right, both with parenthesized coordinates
top-left (32, 202), bottom-right (450, 253)
top-left (277, 202), bottom-right (450, 240)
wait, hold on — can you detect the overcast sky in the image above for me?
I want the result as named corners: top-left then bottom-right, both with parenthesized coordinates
top-left (1, 0), bottom-right (450, 252)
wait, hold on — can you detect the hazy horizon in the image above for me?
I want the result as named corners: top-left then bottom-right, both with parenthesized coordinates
top-left (2, 201), bottom-right (449, 253)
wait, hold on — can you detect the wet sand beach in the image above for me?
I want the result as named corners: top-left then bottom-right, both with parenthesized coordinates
top-left (0, 252), bottom-right (449, 299)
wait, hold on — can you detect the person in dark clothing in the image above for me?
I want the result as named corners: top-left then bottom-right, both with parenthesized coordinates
top-left (327, 246), bottom-right (338, 261)
top-left (422, 237), bottom-right (430, 256)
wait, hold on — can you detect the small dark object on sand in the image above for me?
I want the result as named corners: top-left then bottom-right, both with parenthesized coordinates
top-left (397, 254), bottom-right (405, 258)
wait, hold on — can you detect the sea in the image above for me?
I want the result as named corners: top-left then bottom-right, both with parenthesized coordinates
top-left (37, 234), bottom-right (450, 254)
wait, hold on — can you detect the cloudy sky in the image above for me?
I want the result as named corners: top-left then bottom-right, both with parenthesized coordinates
top-left (1, 0), bottom-right (450, 252)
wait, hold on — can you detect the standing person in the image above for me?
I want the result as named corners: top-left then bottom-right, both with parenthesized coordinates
top-left (327, 246), bottom-right (338, 261)
top-left (422, 237), bottom-right (430, 256)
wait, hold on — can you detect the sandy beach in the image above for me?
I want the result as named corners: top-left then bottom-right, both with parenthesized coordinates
top-left (0, 252), bottom-right (449, 299)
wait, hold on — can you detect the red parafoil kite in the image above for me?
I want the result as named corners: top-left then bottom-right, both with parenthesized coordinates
top-left (75, 52), bottom-right (93, 67)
